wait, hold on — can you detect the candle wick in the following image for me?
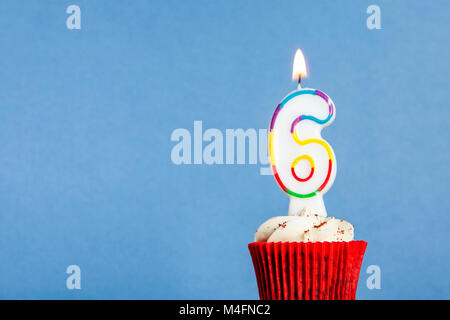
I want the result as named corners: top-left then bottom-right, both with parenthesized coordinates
top-left (297, 73), bottom-right (302, 90)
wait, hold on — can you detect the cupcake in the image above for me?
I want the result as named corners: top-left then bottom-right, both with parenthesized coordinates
top-left (248, 208), bottom-right (367, 300)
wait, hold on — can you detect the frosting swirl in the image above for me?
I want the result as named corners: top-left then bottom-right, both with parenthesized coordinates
top-left (254, 208), bottom-right (354, 243)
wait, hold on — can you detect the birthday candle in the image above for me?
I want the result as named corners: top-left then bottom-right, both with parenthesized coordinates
top-left (269, 49), bottom-right (337, 217)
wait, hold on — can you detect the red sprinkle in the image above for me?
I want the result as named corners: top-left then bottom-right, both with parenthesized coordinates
top-left (313, 221), bottom-right (328, 229)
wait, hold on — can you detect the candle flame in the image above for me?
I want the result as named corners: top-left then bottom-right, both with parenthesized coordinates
top-left (292, 49), bottom-right (308, 81)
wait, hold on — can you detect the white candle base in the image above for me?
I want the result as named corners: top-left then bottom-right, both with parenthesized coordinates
top-left (287, 195), bottom-right (327, 217)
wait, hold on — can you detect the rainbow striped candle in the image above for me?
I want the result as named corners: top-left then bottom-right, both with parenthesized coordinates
top-left (269, 50), bottom-right (336, 216)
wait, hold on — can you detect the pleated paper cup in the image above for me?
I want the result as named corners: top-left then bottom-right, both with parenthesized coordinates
top-left (248, 241), bottom-right (367, 300)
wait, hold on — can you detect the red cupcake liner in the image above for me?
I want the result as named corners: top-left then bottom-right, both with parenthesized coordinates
top-left (248, 241), bottom-right (367, 300)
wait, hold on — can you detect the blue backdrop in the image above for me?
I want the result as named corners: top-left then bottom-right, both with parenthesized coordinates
top-left (0, 0), bottom-right (449, 299)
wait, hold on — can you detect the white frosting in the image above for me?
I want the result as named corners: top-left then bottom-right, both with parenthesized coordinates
top-left (254, 208), bottom-right (354, 243)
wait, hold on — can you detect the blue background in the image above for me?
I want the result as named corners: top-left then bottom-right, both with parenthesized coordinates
top-left (0, 0), bottom-right (449, 299)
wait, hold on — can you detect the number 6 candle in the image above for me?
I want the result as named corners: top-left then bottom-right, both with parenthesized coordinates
top-left (269, 49), bottom-right (336, 217)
